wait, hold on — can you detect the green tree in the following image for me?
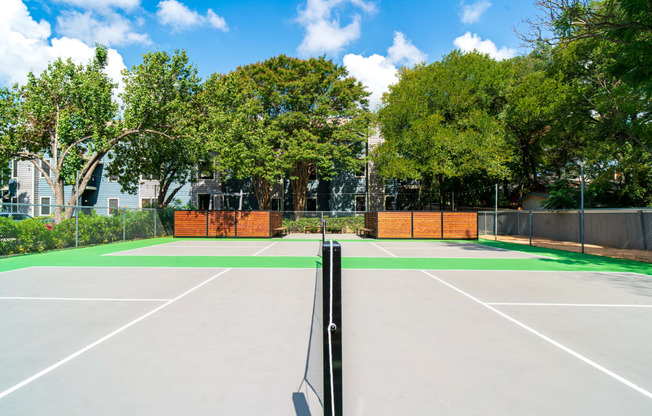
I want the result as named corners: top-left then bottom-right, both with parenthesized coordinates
top-left (375, 51), bottom-right (513, 202)
top-left (205, 55), bottom-right (371, 213)
top-left (0, 46), bottom-right (122, 223)
top-left (107, 50), bottom-right (204, 208)
top-left (202, 70), bottom-right (286, 210)
top-left (524, 0), bottom-right (652, 156)
top-left (0, 88), bottom-right (18, 189)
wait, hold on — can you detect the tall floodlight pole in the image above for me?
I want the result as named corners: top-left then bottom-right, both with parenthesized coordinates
top-left (581, 164), bottom-right (585, 254)
top-left (494, 184), bottom-right (498, 241)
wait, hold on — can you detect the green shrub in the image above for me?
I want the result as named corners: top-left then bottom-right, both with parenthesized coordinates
top-left (282, 215), bottom-right (363, 233)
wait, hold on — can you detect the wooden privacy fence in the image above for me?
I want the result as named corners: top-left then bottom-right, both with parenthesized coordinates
top-left (364, 211), bottom-right (478, 239)
top-left (174, 210), bottom-right (283, 238)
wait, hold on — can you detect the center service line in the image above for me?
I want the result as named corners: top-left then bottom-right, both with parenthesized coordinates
top-left (252, 241), bottom-right (279, 256)
top-left (370, 242), bottom-right (398, 257)
top-left (0, 268), bottom-right (232, 401)
top-left (420, 270), bottom-right (652, 400)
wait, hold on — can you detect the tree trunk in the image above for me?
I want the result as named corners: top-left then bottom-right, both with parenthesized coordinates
top-left (252, 175), bottom-right (271, 210)
top-left (53, 178), bottom-right (65, 224)
top-left (291, 162), bottom-right (310, 219)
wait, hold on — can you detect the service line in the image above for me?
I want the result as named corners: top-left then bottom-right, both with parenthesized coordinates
top-left (486, 302), bottom-right (652, 308)
top-left (0, 297), bottom-right (171, 302)
top-left (370, 242), bottom-right (397, 257)
top-left (252, 241), bottom-right (279, 256)
top-left (420, 269), bottom-right (652, 400)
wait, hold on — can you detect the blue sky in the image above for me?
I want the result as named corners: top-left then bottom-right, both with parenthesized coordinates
top-left (2, 0), bottom-right (542, 108)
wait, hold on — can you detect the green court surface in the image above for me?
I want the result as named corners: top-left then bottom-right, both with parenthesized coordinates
top-left (0, 237), bottom-right (649, 275)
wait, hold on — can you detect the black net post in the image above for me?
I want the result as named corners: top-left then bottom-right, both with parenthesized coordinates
top-left (322, 240), bottom-right (343, 416)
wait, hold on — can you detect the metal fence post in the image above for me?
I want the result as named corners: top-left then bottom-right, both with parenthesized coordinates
top-left (529, 210), bottom-right (533, 246)
top-left (494, 184), bottom-right (498, 241)
top-left (581, 165), bottom-right (585, 254)
top-left (154, 209), bottom-right (157, 238)
top-left (122, 208), bottom-right (126, 242)
top-left (75, 171), bottom-right (79, 248)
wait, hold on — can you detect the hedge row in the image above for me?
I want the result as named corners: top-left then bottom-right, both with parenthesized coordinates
top-left (0, 209), bottom-right (174, 257)
top-left (281, 216), bottom-right (363, 233)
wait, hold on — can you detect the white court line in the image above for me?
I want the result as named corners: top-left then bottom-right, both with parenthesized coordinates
top-left (370, 242), bottom-right (397, 257)
top-left (0, 266), bottom-right (39, 275)
top-left (487, 302), bottom-right (652, 308)
top-left (0, 268), bottom-right (232, 401)
top-left (420, 269), bottom-right (652, 400)
top-left (0, 297), bottom-right (171, 302)
top-left (252, 241), bottom-right (279, 256)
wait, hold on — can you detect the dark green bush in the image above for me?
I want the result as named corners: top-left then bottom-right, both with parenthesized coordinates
top-left (0, 208), bottom-right (172, 257)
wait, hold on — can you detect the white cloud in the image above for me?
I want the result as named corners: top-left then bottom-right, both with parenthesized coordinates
top-left (453, 32), bottom-right (515, 60)
top-left (52, 0), bottom-right (140, 12)
top-left (344, 31), bottom-right (426, 110)
top-left (156, 0), bottom-right (228, 32)
top-left (0, 0), bottom-right (127, 91)
top-left (460, 0), bottom-right (492, 24)
top-left (297, 0), bottom-right (376, 56)
top-left (57, 10), bottom-right (150, 47)
top-left (387, 32), bottom-right (427, 66)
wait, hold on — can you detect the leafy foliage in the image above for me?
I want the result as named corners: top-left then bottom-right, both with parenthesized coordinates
top-left (203, 55), bottom-right (371, 212)
top-left (107, 50), bottom-right (205, 208)
top-left (375, 51), bottom-right (513, 200)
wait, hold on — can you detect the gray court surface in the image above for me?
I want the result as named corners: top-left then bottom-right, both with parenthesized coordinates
top-left (344, 269), bottom-right (652, 415)
top-left (106, 239), bottom-right (545, 259)
top-left (2, 262), bottom-right (652, 414)
top-left (0, 267), bottom-right (321, 415)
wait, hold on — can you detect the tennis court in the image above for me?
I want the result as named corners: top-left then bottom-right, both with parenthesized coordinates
top-left (0, 237), bottom-right (651, 415)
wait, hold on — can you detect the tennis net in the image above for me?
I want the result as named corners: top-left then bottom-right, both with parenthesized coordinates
top-left (302, 240), bottom-right (343, 415)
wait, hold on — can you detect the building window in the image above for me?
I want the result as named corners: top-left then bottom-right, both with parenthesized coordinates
top-left (41, 159), bottom-right (51, 178)
top-left (11, 160), bottom-right (18, 178)
top-left (355, 195), bottom-right (366, 212)
top-left (385, 195), bottom-right (396, 211)
top-left (142, 198), bottom-right (156, 208)
top-left (40, 197), bottom-right (51, 216)
top-left (108, 174), bottom-right (119, 182)
top-left (306, 197), bottom-right (317, 212)
top-left (271, 197), bottom-right (282, 211)
top-left (197, 193), bottom-right (210, 210)
top-left (11, 196), bottom-right (18, 212)
top-left (355, 162), bottom-right (366, 178)
top-left (108, 198), bottom-right (119, 214)
top-left (308, 167), bottom-right (318, 182)
top-left (198, 161), bottom-right (214, 180)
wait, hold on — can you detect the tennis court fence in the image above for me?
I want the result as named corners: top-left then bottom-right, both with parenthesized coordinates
top-left (479, 209), bottom-right (652, 263)
top-left (1, 202), bottom-right (173, 257)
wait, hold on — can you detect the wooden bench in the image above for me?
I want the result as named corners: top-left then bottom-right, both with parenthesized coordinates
top-left (358, 227), bottom-right (374, 238)
top-left (273, 226), bottom-right (289, 237)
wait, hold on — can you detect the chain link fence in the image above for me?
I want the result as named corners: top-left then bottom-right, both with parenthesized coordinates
top-left (1, 202), bottom-right (174, 258)
top-left (280, 211), bottom-right (364, 234)
top-left (479, 209), bottom-right (652, 263)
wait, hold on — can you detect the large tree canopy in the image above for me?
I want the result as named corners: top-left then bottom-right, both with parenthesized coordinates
top-left (107, 50), bottom-right (205, 208)
top-left (375, 51), bottom-right (513, 199)
top-left (204, 55), bottom-right (371, 212)
top-left (0, 46), bottom-right (122, 222)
